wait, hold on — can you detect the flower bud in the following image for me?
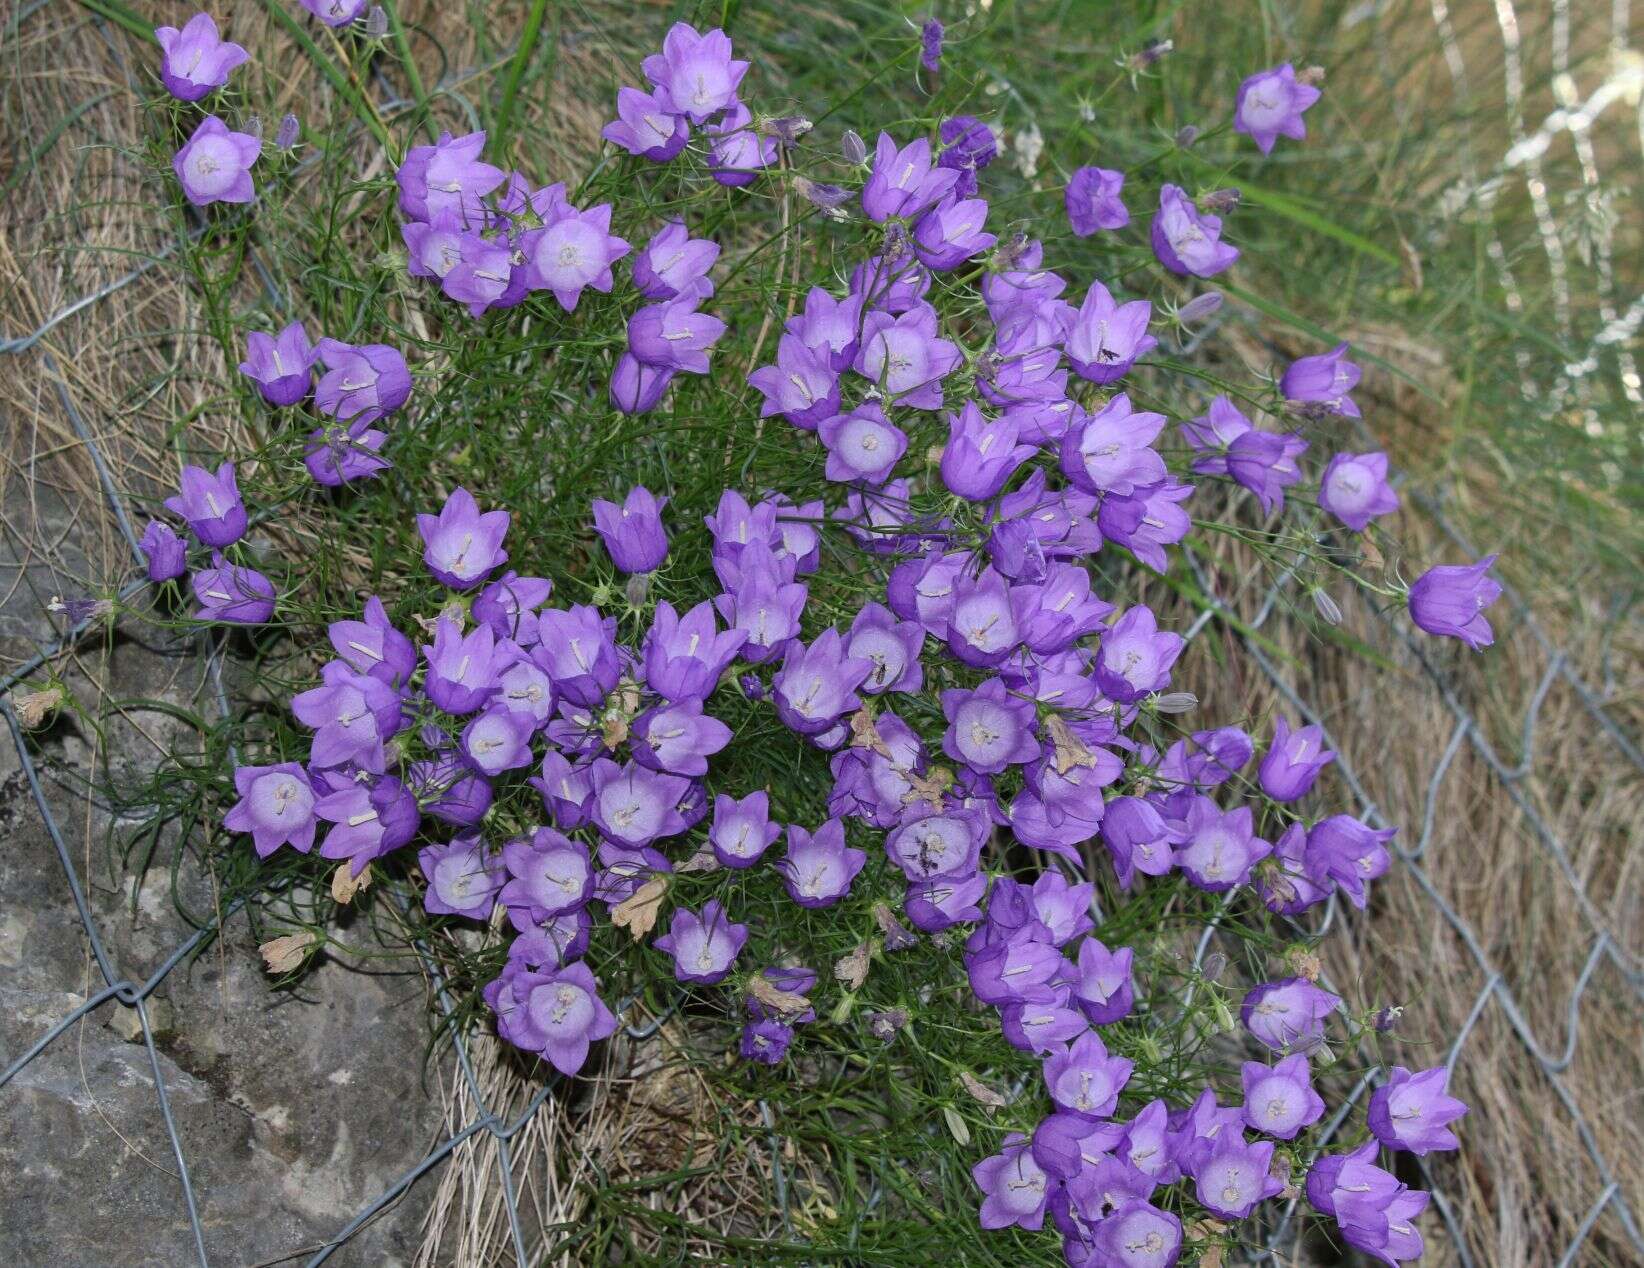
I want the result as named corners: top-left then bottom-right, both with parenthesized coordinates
top-left (623, 572), bottom-right (652, 608)
top-left (1174, 124), bottom-right (1200, 148)
top-left (1200, 951), bottom-right (1227, 982)
top-left (1177, 291), bottom-right (1223, 324)
top-left (1312, 588), bottom-right (1343, 625)
top-left (841, 129), bottom-right (868, 164)
top-left (244, 114), bottom-right (263, 141)
top-left (275, 113), bottom-right (301, 151)
top-left (794, 177), bottom-right (850, 209)
top-left (365, 5), bottom-right (388, 38)
top-left (1154, 692), bottom-right (1198, 715)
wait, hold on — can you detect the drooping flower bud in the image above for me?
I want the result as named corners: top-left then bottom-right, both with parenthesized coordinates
top-left (1176, 291), bottom-right (1223, 324)
top-left (364, 5), bottom-right (388, 38)
top-left (275, 113), bottom-right (301, 151)
top-left (841, 129), bottom-right (868, 165)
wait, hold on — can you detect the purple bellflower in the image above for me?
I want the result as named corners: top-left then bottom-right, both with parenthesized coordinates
top-left (418, 487), bottom-right (510, 590)
top-left (291, 659), bottom-right (403, 769)
top-left (509, 961), bottom-right (618, 1076)
top-left (315, 775), bottom-right (419, 874)
top-left (592, 486), bottom-right (669, 573)
top-left (1242, 1054), bottom-right (1326, 1139)
top-left (419, 835), bottom-right (505, 919)
top-left (602, 85), bottom-right (691, 161)
top-left (776, 819), bottom-right (866, 908)
top-left (709, 791), bottom-right (782, 868)
top-left (1094, 605), bottom-right (1184, 703)
top-left (1065, 282), bottom-right (1156, 385)
top-left (1304, 814), bottom-right (1394, 909)
top-left (588, 760), bottom-right (691, 849)
top-left (1044, 1031), bottom-right (1135, 1118)
top-left (223, 763), bottom-right (316, 857)
top-left (632, 220), bottom-right (720, 300)
top-left (240, 321), bottom-right (318, 407)
top-left (1151, 184), bottom-right (1238, 277)
top-left (166, 462), bottom-right (247, 548)
top-left (191, 553), bottom-right (275, 624)
top-left (708, 102), bottom-right (779, 186)
top-left (1235, 63), bottom-right (1323, 155)
top-left (627, 291), bottom-right (727, 374)
top-left (1259, 716), bottom-right (1336, 801)
top-left (1280, 342), bottom-right (1361, 417)
top-left (654, 899), bottom-right (749, 984)
top-left (772, 628), bottom-right (873, 736)
top-left (1071, 936), bottom-right (1135, 1024)
top-left (940, 403), bottom-right (1035, 502)
top-left (819, 403), bottom-right (909, 485)
top-left (862, 133), bottom-right (961, 222)
top-left (973, 1133), bottom-right (1051, 1231)
top-left (1408, 554), bottom-right (1502, 650)
top-left (329, 595), bottom-right (416, 689)
top-left (522, 198), bottom-right (630, 311)
top-left (313, 339), bottom-right (411, 424)
top-left (421, 617), bottom-right (505, 714)
top-left (642, 22), bottom-right (748, 122)
top-left (747, 333), bottom-right (843, 431)
top-left (1368, 1065), bottom-right (1468, 1155)
top-left (300, 0), bottom-right (368, 27)
top-left (1060, 394), bottom-right (1167, 496)
top-left (1196, 1137), bottom-right (1283, 1219)
top-left (397, 130), bottom-right (504, 226)
top-left (1065, 166), bottom-right (1129, 235)
top-left (936, 116), bottom-right (997, 196)
top-left (941, 678), bottom-right (1039, 774)
top-left (855, 303), bottom-right (962, 409)
top-left (845, 601), bottom-right (924, 694)
top-left (156, 13), bottom-right (250, 101)
top-left (1319, 450), bottom-right (1399, 532)
top-left (499, 829), bottom-right (593, 925)
top-left (1242, 977), bottom-right (1342, 1052)
top-left (644, 600), bottom-right (746, 701)
top-left (139, 520), bottom-right (188, 582)
top-left (913, 195), bottom-right (997, 271)
top-left (173, 115), bottom-right (260, 206)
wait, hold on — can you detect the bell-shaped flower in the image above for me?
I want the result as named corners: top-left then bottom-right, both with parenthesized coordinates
top-left (775, 819), bottom-right (865, 908)
top-left (1065, 281), bottom-right (1156, 385)
top-left (1408, 554), bottom-right (1502, 650)
top-left (654, 898), bottom-right (748, 984)
top-left (419, 834), bottom-right (504, 920)
top-left (173, 115), bottom-right (260, 206)
top-left (521, 199), bottom-right (630, 312)
top-left (313, 338), bottom-right (412, 424)
top-left (1151, 183), bottom-right (1238, 277)
top-left (1235, 63), bottom-right (1322, 155)
top-left (239, 321), bottom-right (317, 407)
top-left (165, 461), bottom-right (247, 548)
top-left (223, 763), bottom-right (316, 857)
top-left (190, 553), bottom-right (275, 624)
top-left (1064, 165), bottom-right (1128, 235)
top-left (418, 486), bottom-right (510, 590)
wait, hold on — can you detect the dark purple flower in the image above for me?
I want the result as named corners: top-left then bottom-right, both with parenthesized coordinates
top-left (1320, 450), bottom-right (1399, 531)
top-left (1304, 814), bottom-right (1394, 909)
top-left (531, 750), bottom-right (593, 830)
top-left (1071, 936), bottom-right (1135, 1024)
top-left (1099, 795), bottom-right (1178, 887)
top-left (973, 1133), bottom-right (1051, 1231)
top-left (905, 871), bottom-right (987, 931)
top-left (139, 520), bottom-right (187, 582)
top-left (1242, 1053), bottom-right (1326, 1139)
top-left (223, 763), bottom-right (316, 857)
top-left (818, 403), bottom-right (908, 485)
top-left (1235, 63), bottom-right (1323, 155)
top-left (919, 17), bottom-right (944, 73)
top-left (1368, 1065), bottom-right (1467, 1155)
top-left (419, 835), bottom-right (504, 919)
top-left (740, 1019), bottom-right (794, 1063)
top-left (417, 487), bottom-right (509, 590)
top-left (165, 462), bottom-right (246, 548)
top-left (408, 750), bottom-right (494, 827)
top-left (191, 552), bottom-right (275, 624)
top-left (776, 819), bottom-right (866, 907)
top-left (315, 775), bottom-right (419, 874)
top-left (862, 133), bottom-right (961, 222)
top-left (1000, 990), bottom-right (1089, 1053)
top-left (1408, 554), bottom-right (1502, 650)
top-left (1065, 166), bottom-right (1128, 236)
top-left (155, 13), bottom-right (249, 101)
top-left (1242, 977), bottom-right (1342, 1053)
top-left (940, 402), bottom-right (1034, 502)
top-left (633, 220), bottom-right (719, 300)
top-left (654, 898), bottom-right (748, 984)
top-left (936, 116), bottom-right (997, 196)
top-left (239, 320), bottom-right (316, 407)
top-left (1094, 605), bottom-right (1183, 703)
top-left (329, 595), bottom-right (416, 689)
top-left (592, 485), bottom-right (669, 574)
top-left (1259, 716), bottom-right (1335, 801)
top-left (1044, 1030), bottom-right (1134, 1118)
top-left (522, 199), bottom-right (630, 311)
top-left (603, 84), bottom-right (690, 161)
top-left (1279, 341), bottom-right (1360, 417)
top-left (642, 22), bottom-right (748, 122)
top-left (313, 338), bottom-right (411, 424)
top-left (173, 115), bottom-right (260, 206)
top-left (707, 102), bottom-right (779, 186)
top-left (1151, 183), bottom-right (1238, 277)
top-left (609, 352), bottom-right (675, 415)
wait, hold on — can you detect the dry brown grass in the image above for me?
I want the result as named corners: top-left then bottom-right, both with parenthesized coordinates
top-left (4, 2), bottom-right (1640, 1265)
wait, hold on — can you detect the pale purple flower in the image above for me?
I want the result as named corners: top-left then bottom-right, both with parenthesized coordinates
top-left (1097, 478), bottom-right (1194, 574)
top-left (946, 566), bottom-right (1020, 668)
top-left (1307, 1142), bottom-right (1430, 1266)
top-left (654, 899), bottom-right (748, 984)
top-left (499, 828), bottom-right (593, 924)
top-left (1014, 563), bottom-right (1115, 656)
top-left (1279, 341), bottom-right (1360, 417)
top-left (533, 605), bottom-right (621, 706)
top-left (772, 628), bottom-right (873, 736)
top-left (1235, 63), bottom-right (1322, 155)
top-left (531, 750), bottom-right (593, 830)
top-left (292, 660), bottom-right (402, 769)
top-left (1259, 716), bottom-right (1335, 802)
top-left (786, 287), bottom-right (866, 369)
top-left (602, 85), bottom-right (690, 161)
top-left (1119, 1099), bottom-right (1182, 1186)
top-left (402, 217), bottom-right (465, 282)
top-left (329, 595), bottom-right (416, 688)
top-left (710, 791), bottom-right (781, 869)
top-left (1091, 1201), bottom-right (1182, 1268)
top-left (300, 0), bottom-right (367, 27)
top-left (421, 617), bottom-right (504, 714)
top-left (507, 961), bottom-right (618, 1075)
top-left (592, 485), bottom-right (669, 574)
top-left (1065, 166), bottom-right (1128, 235)
top-left (642, 22), bottom-right (748, 122)
top-left (644, 600), bottom-right (746, 701)
top-left (1196, 1137), bottom-right (1283, 1219)
top-left (1242, 1053), bottom-right (1326, 1139)
top-left (1320, 450), bottom-right (1399, 531)
top-left (313, 338), bottom-right (411, 424)
top-left (1242, 977), bottom-right (1342, 1052)
top-left (511, 910), bottom-right (592, 969)
top-left (303, 418), bottom-right (390, 487)
top-left (1094, 605), bottom-right (1183, 703)
top-left (776, 819), bottom-right (866, 907)
top-left (855, 303), bottom-right (961, 409)
top-left (905, 871), bottom-right (987, 931)
top-left (626, 292), bottom-right (726, 374)
top-left (850, 250), bottom-right (932, 315)
top-left (191, 552), bottom-right (275, 624)
top-left (1175, 797), bottom-right (1272, 892)
top-left (941, 677), bottom-right (1038, 775)
top-left (408, 751), bottom-right (493, 827)
top-left (1151, 183), bottom-right (1238, 277)
top-left (1027, 873), bottom-right (1096, 948)
top-left (223, 763), bottom-right (316, 857)
top-left (1304, 813), bottom-right (1394, 909)
top-left (631, 699), bottom-right (731, 776)
top-left (713, 542), bottom-right (807, 662)
top-left (1059, 393), bottom-right (1167, 496)
top-left (633, 220), bottom-right (720, 299)
top-left (940, 402), bottom-right (1034, 502)
top-left (588, 759), bottom-right (691, 849)
top-left (708, 101), bottom-right (778, 186)
top-left (460, 707), bottom-right (535, 776)
top-left (973, 1133), bottom-right (1051, 1231)
top-left (884, 809), bottom-right (982, 881)
top-left (1000, 990), bottom-right (1089, 1054)
top-left (239, 321), bottom-right (317, 407)
top-left (494, 655), bottom-right (555, 727)
top-left (442, 232), bottom-right (516, 316)
top-left (315, 775), bottom-right (419, 873)
top-left (1368, 1065), bottom-right (1467, 1155)
top-left (1044, 1030), bottom-right (1134, 1119)
top-left (818, 403), bottom-right (908, 485)
top-left (472, 571), bottom-right (553, 643)
top-left (748, 332), bottom-right (842, 431)
top-left (522, 200), bottom-right (630, 312)
top-left (173, 115), bottom-right (260, 206)
top-left (395, 130), bottom-right (504, 225)
top-left (156, 13), bottom-right (249, 101)
top-left (861, 133), bottom-right (961, 222)
top-left (166, 462), bottom-right (247, 548)
top-left (139, 520), bottom-right (187, 582)
top-left (1065, 281), bottom-right (1156, 384)
top-left (936, 116), bottom-right (997, 196)
top-left (1408, 554), bottom-right (1502, 650)
top-left (418, 487), bottom-right (510, 590)
top-left (419, 835), bottom-right (504, 919)
top-left (845, 601), bottom-right (924, 694)
top-left (912, 195), bottom-right (996, 271)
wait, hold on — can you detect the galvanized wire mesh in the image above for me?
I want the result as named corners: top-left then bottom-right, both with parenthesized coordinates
top-left (2, 1), bottom-right (1638, 1263)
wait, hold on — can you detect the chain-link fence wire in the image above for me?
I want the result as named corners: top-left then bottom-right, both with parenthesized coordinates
top-left (3, 0), bottom-right (1639, 1263)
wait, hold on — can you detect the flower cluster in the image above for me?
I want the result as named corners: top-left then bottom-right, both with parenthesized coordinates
top-left (144, 14), bottom-right (1504, 1266)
